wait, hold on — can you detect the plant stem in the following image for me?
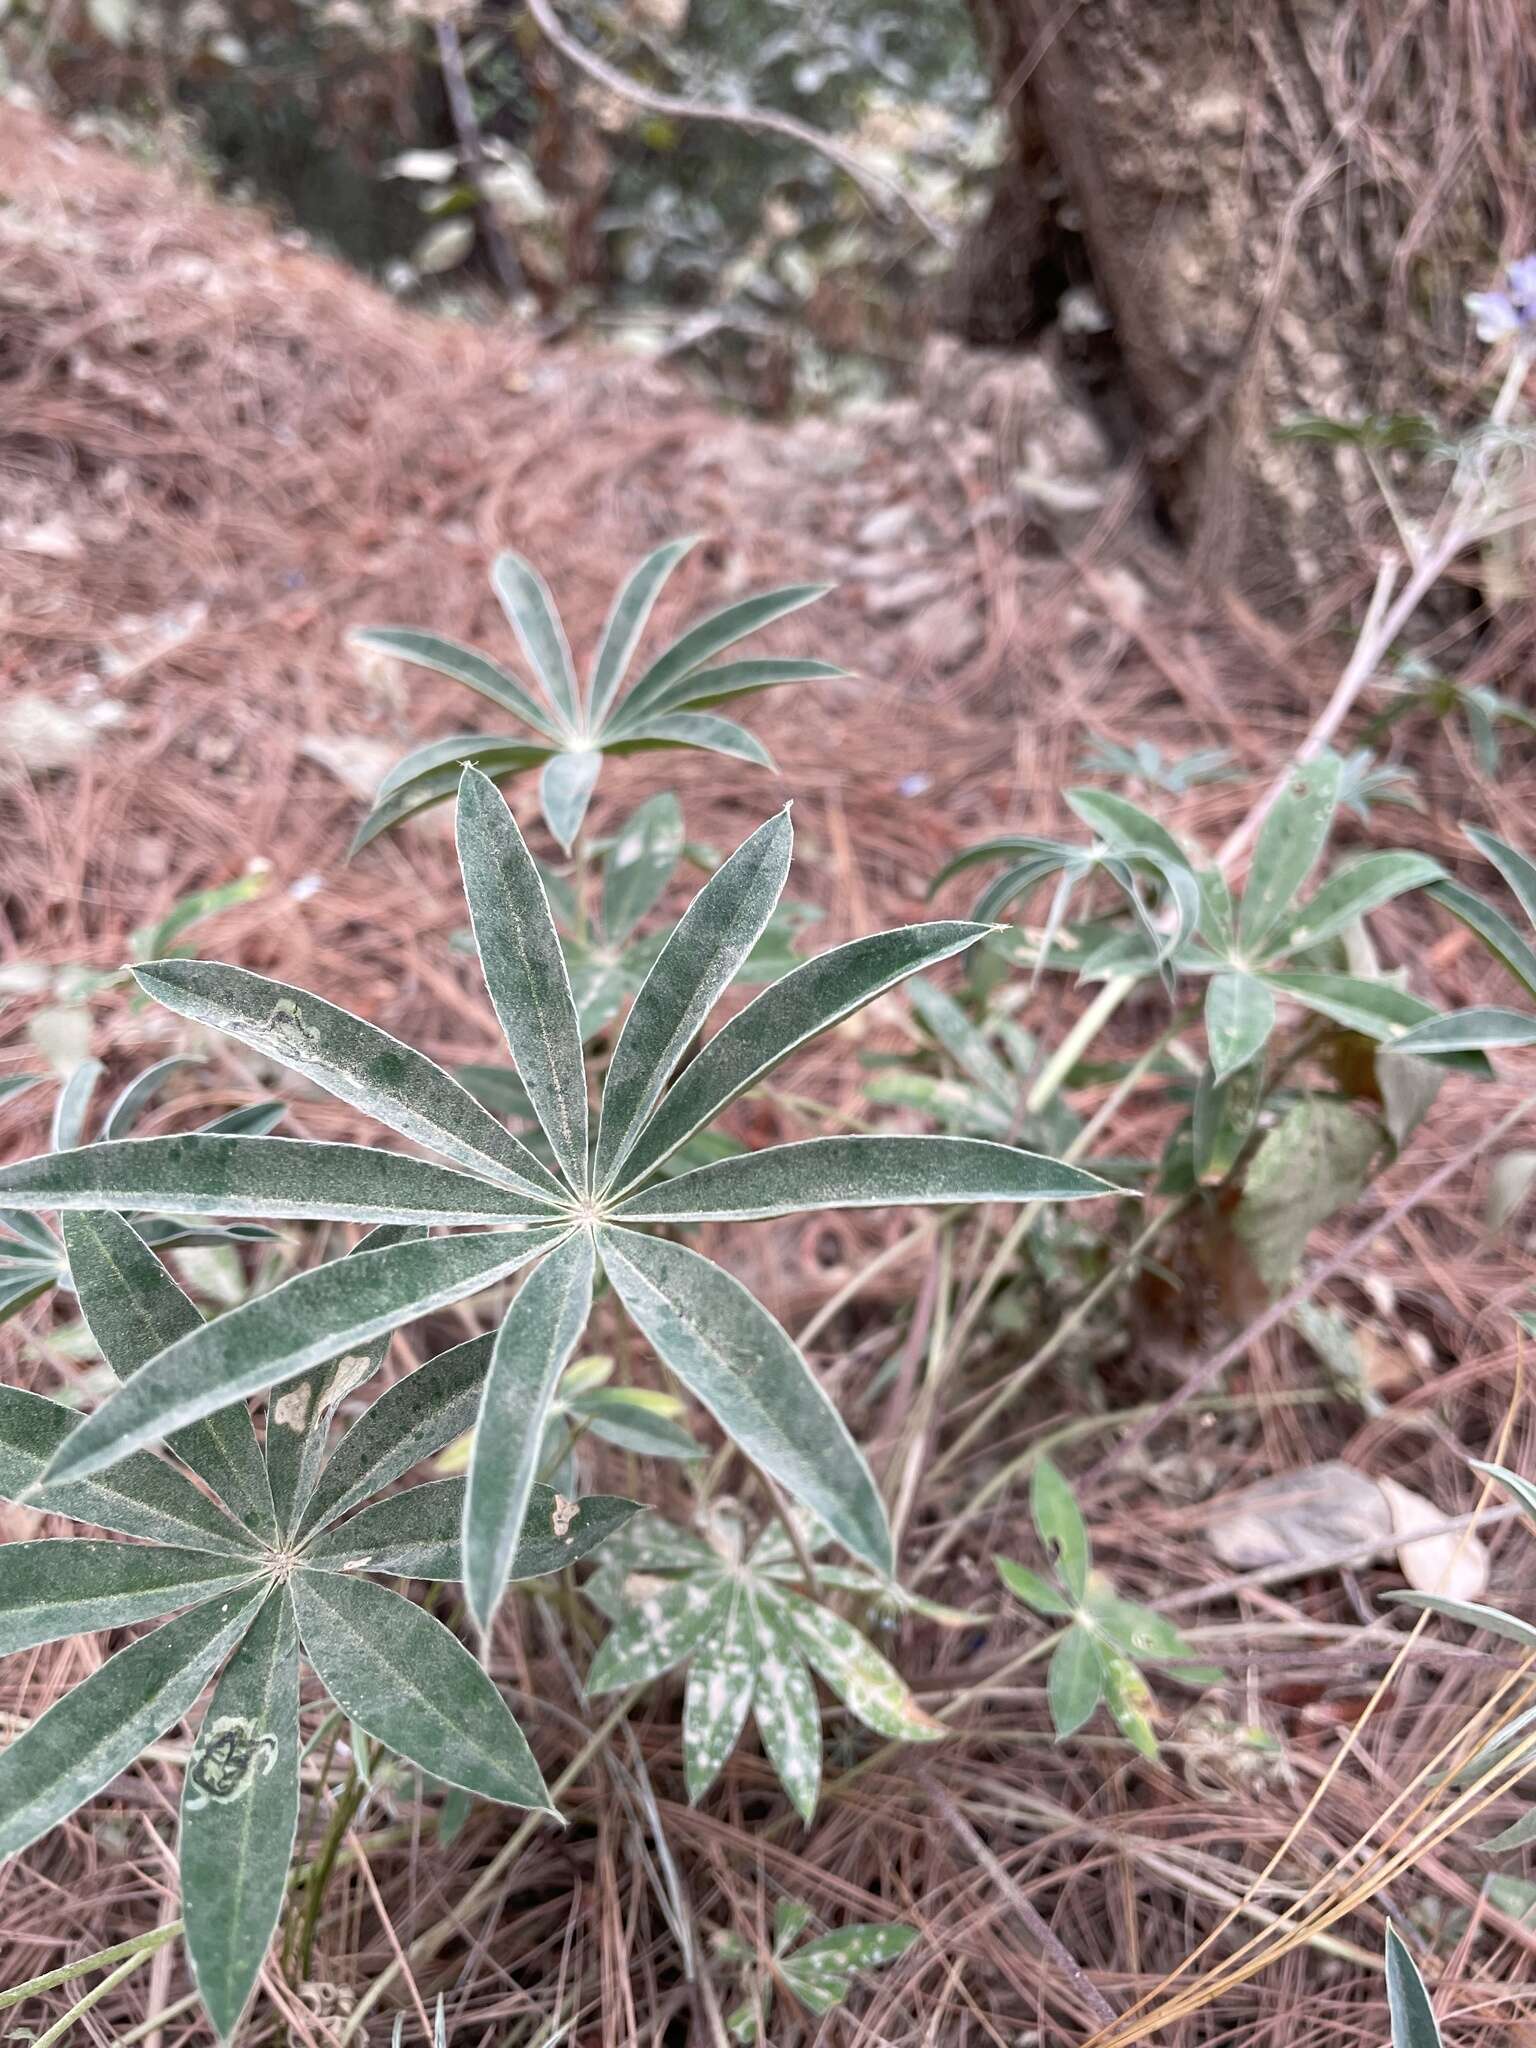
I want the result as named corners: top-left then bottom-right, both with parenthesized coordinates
top-left (294, 1762), bottom-right (367, 1982)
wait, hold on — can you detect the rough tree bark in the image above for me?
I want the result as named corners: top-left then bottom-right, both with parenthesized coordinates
top-left (959, 0), bottom-right (1536, 611)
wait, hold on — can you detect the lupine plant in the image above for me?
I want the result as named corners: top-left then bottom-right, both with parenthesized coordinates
top-left (717, 1899), bottom-right (918, 2042)
top-left (581, 1505), bottom-right (965, 1818)
top-left (349, 539), bottom-right (845, 851)
top-left (996, 1460), bottom-right (1220, 1756)
top-left (0, 1207), bottom-right (635, 2038)
top-left (0, 755), bottom-right (1112, 2031)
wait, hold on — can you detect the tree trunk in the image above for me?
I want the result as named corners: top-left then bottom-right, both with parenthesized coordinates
top-left (959, 0), bottom-right (1536, 611)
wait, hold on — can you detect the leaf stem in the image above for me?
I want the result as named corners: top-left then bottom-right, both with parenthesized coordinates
top-left (0, 1921), bottom-right (182, 2012)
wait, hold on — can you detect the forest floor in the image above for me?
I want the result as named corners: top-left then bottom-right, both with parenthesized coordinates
top-left (2, 108), bottom-right (1535, 2046)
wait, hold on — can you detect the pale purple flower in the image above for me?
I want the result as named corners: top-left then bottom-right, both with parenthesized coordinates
top-left (1467, 254), bottom-right (1536, 343)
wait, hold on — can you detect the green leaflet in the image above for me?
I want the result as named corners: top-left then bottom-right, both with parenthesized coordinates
top-left (908, 977), bottom-right (1013, 1104)
top-left (301, 1477), bottom-right (638, 1582)
top-left (750, 1589), bottom-right (822, 1821)
top-left (350, 744), bottom-right (555, 854)
top-left (613, 1134), bottom-right (1115, 1224)
top-left (0, 1134), bottom-right (555, 1226)
top-left (586, 1576), bottom-right (726, 1693)
top-left (634, 656), bottom-right (846, 724)
top-left (181, 1587), bottom-right (301, 2043)
top-left (1427, 877), bottom-right (1536, 1002)
top-left (598, 1226), bottom-right (892, 1574)
top-left (595, 810), bottom-right (793, 1190)
top-left (346, 627), bottom-right (561, 737)
top-left (1238, 754), bottom-right (1342, 954)
top-left (613, 921), bottom-right (989, 1190)
top-left (491, 550), bottom-right (582, 731)
top-left (1031, 1458), bottom-right (1089, 1598)
top-left (134, 959), bottom-right (561, 1200)
top-left (683, 1581), bottom-right (759, 1803)
top-left (782, 1924), bottom-right (918, 2017)
top-left (1472, 1458), bottom-right (1536, 1526)
top-left (295, 1329), bottom-right (494, 1539)
top-left (781, 1592), bottom-right (944, 1742)
top-left (264, 1224), bottom-right (420, 1538)
top-left (0, 1384), bottom-right (257, 1557)
top-left (611, 711), bottom-right (776, 770)
top-left (43, 1229), bottom-right (566, 1488)
top-left (611, 584), bottom-right (829, 732)
top-left (102, 1055), bottom-right (198, 1142)
top-left (993, 1558), bottom-right (1073, 1616)
top-left (62, 1211), bottom-right (276, 1542)
top-left (1391, 1006), bottom-right (1536, 1056)
top-left (1466, 825), bottom-right (1536, 934)
top-left (52, 1059), bottom-right (103, 1152)
top-left (1383, 1591), bottom-right (1536, 1648)
top-left (0, 1541), bottom-right (259, 1656)
top-left (290, 1568), bottom-right (554, 1811)
top-left (1205, 972), bottom-right (1276, 1080)
top-left (457, 768), bottom-right (591, 1191)
top-left (0, 1584), bottom-right (266, 1860)
top-left (1385, 1925), bottom-right (1443, 2048)
top-left (587, 536), bottom-right (697, 729)
top-left (464, 1230), bottom-right (596, 1631)
top-left (540, 749), bottom-right (603, 854)
top-left (1267, 851), bottom-right (1444, 955)
top-left (602, 791), bottom-right (685, 942)
top-left (1047, 1623), bottom-right (1104, 1737)
top-left (1260, 972), bottom-right (1452, 1045)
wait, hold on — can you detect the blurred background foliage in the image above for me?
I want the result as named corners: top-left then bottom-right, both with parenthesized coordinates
top-left (5, 0), bottom-right (995, 403)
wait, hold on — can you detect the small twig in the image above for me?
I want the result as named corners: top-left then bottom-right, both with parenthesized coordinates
top-left (928, 1780), bottom-right (1119, 2031)
top-left (520, 0), bottom-right (954, 250)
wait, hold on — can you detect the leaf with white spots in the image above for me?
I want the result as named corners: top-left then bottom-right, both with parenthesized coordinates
top-left (781, 1592), bottom-right (945, 1743)
top-left (586, 1574), bottom-right (727, 1693)
top-left (750, 1590), bottom-right (822, 1821)
top-left (682, 1581), bottom-right (758, 1803)
top-left (780, 1922), bottom-right (918, 2016)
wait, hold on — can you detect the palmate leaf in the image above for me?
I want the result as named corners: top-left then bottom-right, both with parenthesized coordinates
top-left (0, 1541), bottom-right (260, 1655)
top-left (465, 1229), bottom-right (596, 1633)
top-left (1427, 877), bottom-right (1536, 1002)
top-left (614, 1134), bottom-right (1115, 1222)
top-left (585, 1512), bottom-right (941, 1816)
top-left (0, 1583), bottom-right (266, 1859)
top-left (181, 1587), bottom-right (300, 2043)
top-left (134, 960), bottom-right (561, 1200)
top-left (42, 1229), bottom-right (567, 1488)
top-left (781, 1923), bottom-right (918, 2017)
top-left (351, 547), bottom-right (832, 849)
top-left (598, 1227), bottom-right (891, 1574)
top-left (291, 1569), bottom-right (553, 1809)
top-left (1383, 1591), bottom-right (1536, 1648)
top-left (0, 1134), bottom-right (556, 1226)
